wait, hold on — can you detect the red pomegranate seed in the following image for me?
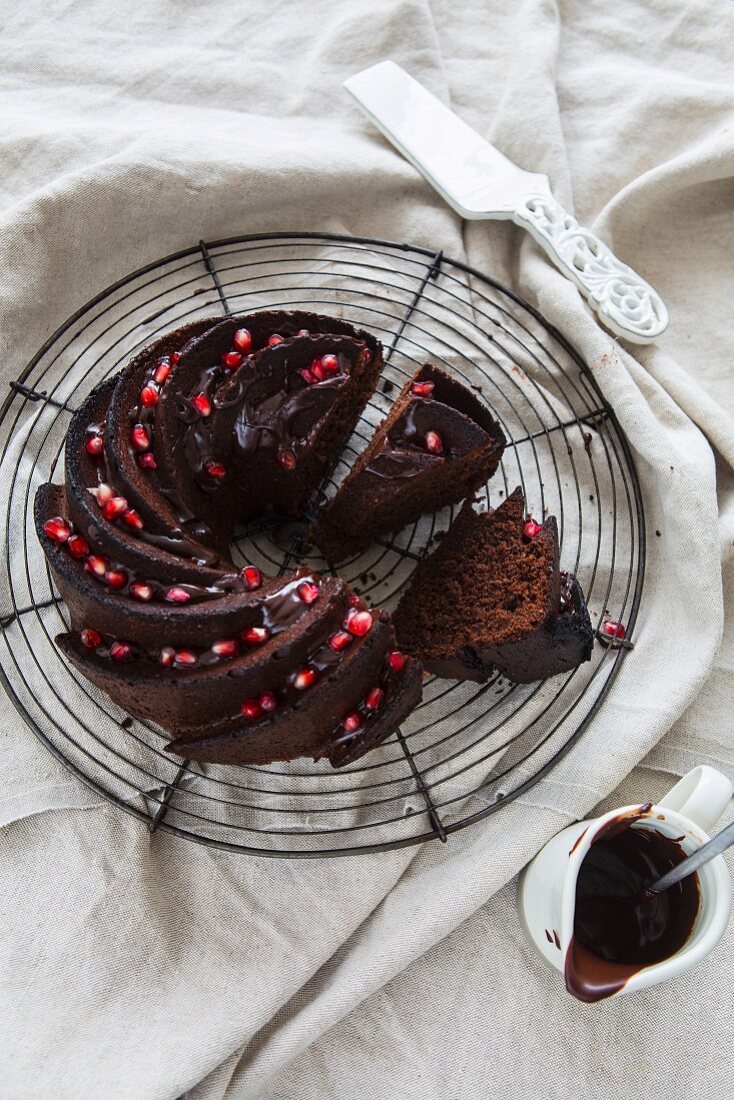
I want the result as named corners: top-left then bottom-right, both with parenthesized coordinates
top-left (205, 461), bottom-right (227, 479)
top-left (411, 381), bottom-right (434, 397)
top-left (347, 609), bottom-right (373, 636)
top-left (294, 667), bottom-right (318, 690)
top-left (85, 554), bottom-right (108, 577)
top-left (110, 640), bottom-right (132, 661)
top-left (130, 581), bottom-right (153, 601)
top-left (233, 328), bottom-right (252, 353)
top-left (259, 690), bottom-right (278, 713)
top-left (321, 353), bottom-right (339, 374)
top-left (267, 333), bottom-right (285, 346)
top-left (240, 565), bottom-right (263, 590)
top-left (80, 628), bottom-right (102, 648)
top-left (343, 712), bottom-right (362, 733)
top-left (95, 483), bottom-right (114, 505)
top-left (192, 393), bottom-right (211, 417)
top-left (140, 385), bottom-right (159, 408)
top-left (174, 649), bottom-right (197, 667)
top-left (222, 350), bottom-right (243, 369)
top-left (295, 328), bottom-right (310, 336)
top-left (388, 650), bottom-right (406, 671)
top-left (310, 358), bottom-right (327, 381)
top-left (160, 646), bottom-right (176, 667)
top-left (602, 619), bottom-right (627, 640)
top-left (241, 698), bottom-right (263, 721)
top-left (329, 631), bottom-right (352, 652)
top-left (165, 587), bottom-right (190, 603)
top-left (365, 687), bottom-right (384, 710)
top-left (154, 361), bottom-right (172, 384)
top-left (122, 509), bottom-right (144, 531)
top-left (523, 518), bottom-right (542, 540)
top-left (67, 534), bottom-right (89, 559)
top-left (348, 593), bottom-right (361, 608)
top-left (105, 569), bottom-right (128, 589)
top-left (131, 425), bottom-right (150, 451)
top-left (171, 350), bottom-right (182, 365)
top-left (277, 446), bottom-right (297, 470)
top-left (297, 581), bottom-right (320, 604)
top-left (212, 638), bottom-right (239, 658)
top-left (300, 368), bottom-right (317, 385)
top-left (85, 435), bottom-right (104, 457)
top-left (243, 626), bottom-right (269, 646)
top-left (425, 430), bottom-right (444, 455)
top-left (103, 496), bottom-right (128, 521)
top-left (44, 516), bottom-right (72, 543)
top-left (362, 346), bottom-right (372, 363)
top-left (138, 452), bottom-right (157, 470)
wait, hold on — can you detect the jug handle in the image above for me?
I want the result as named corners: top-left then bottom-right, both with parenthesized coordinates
top-left (658, 765), bottom-right (733, 834)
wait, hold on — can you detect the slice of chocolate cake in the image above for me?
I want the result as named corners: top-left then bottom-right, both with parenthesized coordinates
top-left (310, 364), bottom-right (506, 562)
top-left (393, 488), bottom-right (593, 683)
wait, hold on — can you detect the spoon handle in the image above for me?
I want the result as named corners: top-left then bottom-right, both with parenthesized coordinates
top-left (648, 817), bottom-right (734, 894)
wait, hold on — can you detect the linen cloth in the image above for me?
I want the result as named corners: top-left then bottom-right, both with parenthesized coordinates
top-left (0, 0), bottom-right (732, 1097)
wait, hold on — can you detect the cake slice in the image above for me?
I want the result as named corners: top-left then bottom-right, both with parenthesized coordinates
top-left (309, 364), bottom-right (506, 562)
top-left (392, 488), bottom-right (593, 683)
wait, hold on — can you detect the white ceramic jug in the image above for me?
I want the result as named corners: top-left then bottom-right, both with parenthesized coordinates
top-left (518, 766), bottom-right (733, 1001)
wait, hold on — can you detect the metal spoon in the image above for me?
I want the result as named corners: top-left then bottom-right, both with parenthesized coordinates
top-left (646, 817), bottom-right (734, 895)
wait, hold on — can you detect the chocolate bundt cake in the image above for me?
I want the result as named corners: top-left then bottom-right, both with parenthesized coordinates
top-left (393, 489), bottom-right (593, 683)
top-left (36, 311), bottom-right (422, 767)
top-left (310, 364), bottom-right (506, 562)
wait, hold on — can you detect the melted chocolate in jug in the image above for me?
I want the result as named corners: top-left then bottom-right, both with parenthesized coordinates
top-left (565, 806), bottom-right (700, 1003)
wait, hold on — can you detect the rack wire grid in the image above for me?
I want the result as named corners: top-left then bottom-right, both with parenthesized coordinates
top-left (0, 232), bottom-right (644, 857)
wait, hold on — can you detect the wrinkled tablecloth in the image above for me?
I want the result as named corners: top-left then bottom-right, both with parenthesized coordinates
top-left (1, 1), bottom-right (733, 1097)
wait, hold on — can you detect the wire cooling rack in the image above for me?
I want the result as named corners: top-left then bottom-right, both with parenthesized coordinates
top-left (0, 232), bottom-right (644, 857)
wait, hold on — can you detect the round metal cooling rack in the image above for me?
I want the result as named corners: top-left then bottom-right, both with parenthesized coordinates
top-left (0, 232), bottom-right (645, 857)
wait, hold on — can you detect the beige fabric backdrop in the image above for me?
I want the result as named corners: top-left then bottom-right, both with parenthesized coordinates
top-left (0, 1), bottom-right (732, 1097)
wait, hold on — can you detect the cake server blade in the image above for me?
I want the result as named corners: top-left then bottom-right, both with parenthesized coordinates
top-left (343, 61), bottom-right (668, 344)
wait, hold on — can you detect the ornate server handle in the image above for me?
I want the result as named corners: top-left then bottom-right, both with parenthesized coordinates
top-left (514, 194), bottom-right (668, 344)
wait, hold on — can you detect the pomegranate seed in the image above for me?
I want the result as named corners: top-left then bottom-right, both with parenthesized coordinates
top-left (300, 368), bottom-right (317, 385)
top-left (85, 435), bottom-right (104, 456)
top-left (221, 350), bottom-right (243, 370)
top-left (347, 609), bottom-right (373, 636)
top-left (154, 362), bottom-right (172, 384)
top-left (260, 690), bottom-right (278, 713)
top-left (243, 626), bottom-right (269, 646)
top-left (174, 649), bottom-right (197, 667)
top-left (96, 483), bottom-right (114, 504)
top-left (295, 328), bottom-right (310, 336)
top-left (321, 353), bottom-right (339, 374)
top-left (129, 581), bottom-right (153, 601)
top-left (425, 430), bottom-right (444, 455)
top-left (233, 328), bottom-right (252, 353)
top-left (138, 452), bottom-right (157, 469)
top-left (277, 446), bottom-right (296, 470)
top-left (329, 631), bottom-right (352, 652)
top-left (160, 646), bottom-right (176, 667)
top-left (192, 393), bottom-right (211, 417)
top-left (343, 712), bottom-right (362, 733)
top-left (85, 554), bottom-right (108, 577)
top-left (267, 333), bottom-right (285, 346)
top-left (212, 638), bottom-right (239, 658)
top-left (297, 581), bottom-right (319, 605)
top-left (294, 667), bottom-right (317, 690)
top-left (411, 380), bottom-right (434, 397)
top-left (205, 461), bottom-right (227, 479)
top-left (140, 385), bottom-right (159, 408)
top-left (103, 496), bottom-right (128, 520)
top-left (241, 698), bottom-right (263, 721)
top-left (122, 509), bottom-right (144, 531)
top-left (365, 687), bottom-right (384, 710)
top-left (43, 516), bottom-right (71, 543)
top-left (171, 350), bottom-right (182, 365)
top-left (81, 628), bottom-right (102, 648)
top-left (131, 425), bottom-right (150, 451)
top-left (601, 619), bottom-right (627, 640)
top-left (388, 650), bottom-right (406, 671)
top-left (105, 569), bottom-right (128, 589)
top-left (110, 640), bottom-right (132, 661)
top-left (67, 534), bottom-right (89, 559)
top-left (348, 594), bottom-right (361, 608)
top-left (362, 346), bottom-right (372, 363)
top-left (523, 518), bottom-right (542, 540)
top-left (165, 587), bottom-right (190, 603)
top-left (240, 565), bottom-right (263, 590)
top-left (310, 358), bottom-right (327, 381)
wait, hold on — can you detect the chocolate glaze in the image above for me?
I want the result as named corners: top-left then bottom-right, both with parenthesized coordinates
top-left (565, 806), bottom-right (700, 1003)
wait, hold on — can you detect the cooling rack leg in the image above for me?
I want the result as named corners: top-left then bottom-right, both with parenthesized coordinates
top-left (396, 728), bottom-right (447, 843)
top-left (149, 761), bottom-right (190, 833)
top-left (199, 240), bottom-right (231, 316)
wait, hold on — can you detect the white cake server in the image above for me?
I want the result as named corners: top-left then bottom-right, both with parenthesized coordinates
top-left (343, 61), bottom-right (668, 344)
